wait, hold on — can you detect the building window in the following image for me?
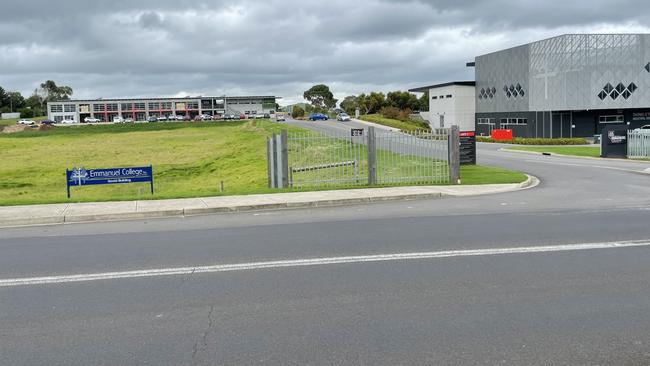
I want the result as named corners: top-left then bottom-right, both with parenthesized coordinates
top-left (161, 102), bottom-right (172, 109)
top-left (79, 104), bottom-right (90, 113)
top-left (599, 82), bottom-right (637, 101)
top-left (121, 103), bottom-right (132, 111)
top-left (439, 95), bottom-right (444, 99)
top-left (64, 104), bottom-right (76, 112)
top-left (106, 104), bottom-right (118, 112)
top-left (501, 118), bottom-right (527, 125)
top-left (446, 94), bottom-right (452, 98)
top-left (93, 104), bottom-right (104, 112)
top-left (477, 118), bottom-right (495, 125)
top-left (599, 115), bottom-right (624, 124)
top-left (187, 102), bottom-right (199, 109)
top-left (148, 102), bottom-right (160, 110)
top-left (50, 104), bottom-right (63, 113)
top-left (645, 62), bottom-right (650, 73)
top-left (432, 96), bottom-right (438, 100)
top-left (134, 102), bottom-right (145, 110)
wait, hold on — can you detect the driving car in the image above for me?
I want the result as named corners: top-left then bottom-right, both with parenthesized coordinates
top-left (337, 113), bottom-right (351, 122)
top-left (84, 117), bottom-right (101, 123)
top-left (275, 113), bottom-right (286, 122)
top-left (308, 113), bottom-right (328, 121)
top-left (61, 118), bottom-right (76, 124)
top-left (17, 119), bottom-right (35, 125)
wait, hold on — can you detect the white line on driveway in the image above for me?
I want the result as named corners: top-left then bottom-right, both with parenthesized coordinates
top-left (2, 240), bottom-right (650, 288)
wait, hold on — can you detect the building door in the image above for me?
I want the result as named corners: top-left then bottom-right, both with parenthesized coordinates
top-left (439, 115), bottom-right (445, 128)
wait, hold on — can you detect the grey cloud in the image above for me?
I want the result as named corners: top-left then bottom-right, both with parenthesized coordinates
top-left (0, 0), bottom-right (649, 104)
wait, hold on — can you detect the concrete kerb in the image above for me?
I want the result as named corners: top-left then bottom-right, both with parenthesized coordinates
top-left (0, 179), bottom-right (539, 228)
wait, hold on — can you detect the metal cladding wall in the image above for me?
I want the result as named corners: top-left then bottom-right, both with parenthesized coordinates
top-left (476, 34), bottom-right (650, 114)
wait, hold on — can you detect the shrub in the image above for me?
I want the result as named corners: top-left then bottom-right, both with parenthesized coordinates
top-left (292, 106), bottom-right (305, 118)
top-left (19, 108), bottom-right (35, 118)
top-left (381, 106), bottom-right (401, 120)
top-left (477, 136), bottom-right (589, 145)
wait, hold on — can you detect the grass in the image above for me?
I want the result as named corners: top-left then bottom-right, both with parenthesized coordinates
top-left (507, 146), bottom-right (600, 158)
top-left (0, 121), bottom-right (527, 206)
top-left (459, 165), bottom-right (528, 185)
top-left (1, 116), bottom-right (47, 127)
top-left (358, 114), bottom-right (430, 132)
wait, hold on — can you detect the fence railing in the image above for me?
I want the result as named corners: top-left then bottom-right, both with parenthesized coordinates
top-left (628, 129), bottom-right (650, 159)
top-left (268, 126), bottom-right (459, 189)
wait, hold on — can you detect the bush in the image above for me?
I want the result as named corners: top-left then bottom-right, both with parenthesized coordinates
top-left (292, 106), bottom-right (305, 118)
top-left (19, 108), bottom-right (35, 118)
top-left (379, 106), bottom-right (413, 122)
top-left (477, 136), bottom-right (589, 145)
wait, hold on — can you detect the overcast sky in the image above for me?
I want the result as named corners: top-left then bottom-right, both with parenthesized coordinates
top-left (2, 0), bottom-right (649, 105)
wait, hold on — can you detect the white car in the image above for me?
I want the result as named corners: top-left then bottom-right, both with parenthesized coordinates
top-left (124, 118), bottom-right (134, 123)
top-left (254, 113), bottom-right (265, 119)
top-left (175, 115), bottom-right (185, 121)
top-left (275, 114), bottom-right (286, 122)
top-left (337, 113), bottom-right (351, 122)
top-left (17, 119), bottom-right (35, 125)
top-left (113, 117), bottom-right (125, 123)
top-left (157, 116), bottom-right (167, 122)
top-left (84, 117), bottom-right (101, 123)
top-left (61, 119), bottom-right (76, 124)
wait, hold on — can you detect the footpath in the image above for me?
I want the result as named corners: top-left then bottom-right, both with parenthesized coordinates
top-left (0, 176), bottom-right (537, 228)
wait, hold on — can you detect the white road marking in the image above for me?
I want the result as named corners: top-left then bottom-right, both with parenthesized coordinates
top-left (2, 240), bottom-right (650, 288)
top-left (523, 159), bottom-right (647, 174)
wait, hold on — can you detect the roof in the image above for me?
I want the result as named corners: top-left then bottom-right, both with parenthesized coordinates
top-left (408, 81), bottom-right (475, 93)
top-left (476, 33), bottom-right (650, 58)
top-left (50, 95), bottom-right (280, 103)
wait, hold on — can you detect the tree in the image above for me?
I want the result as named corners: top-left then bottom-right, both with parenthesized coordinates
top-left (6, 92), bottom-right (25, 112)
top-left (303, 84), bottom-right (337, 110)
top-left (418, 91), bottom-right (429, 112)
top-left (39, 80), bottom-right (73, 103)
top-left (0, 86), bottom-right (6, 108)
top-left (340, 95), bottom-right (358, 115)
top-left (386, 90), bottom-right (420, 111)
top-left (25, 93), bottom-right (45, 116)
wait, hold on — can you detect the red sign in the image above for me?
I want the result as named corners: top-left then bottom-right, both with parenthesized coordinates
top-left (460, 131), bottom-right (476, 137)
top-left (491, 129), bottom-right (513, 141)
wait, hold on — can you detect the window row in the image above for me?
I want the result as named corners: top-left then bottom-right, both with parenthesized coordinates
top-left (598, 82), bottom-right (637, 101)
top-left (431, 94), bottom-right (452, 100)
top-left (477, 118), bottom-right (496, 125)
top-left (500, 118), bottom-right (527, 125)
top-left (599, 115), bottom-right (624, 124)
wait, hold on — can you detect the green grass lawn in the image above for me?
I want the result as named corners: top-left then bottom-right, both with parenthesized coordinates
top-left (459, 165), bottom-right (528, 185)
top-left (0, 121), bottom-right (527, 206)
top-left (508, 146), bottom-right (600, 158)
top-left (1, 116), bottom-right (47, 127)
top-left (358, 114), bottom-right (430, 132)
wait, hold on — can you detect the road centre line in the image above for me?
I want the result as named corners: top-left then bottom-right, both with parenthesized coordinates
top-left (2, 240), bottom-right (650, 288)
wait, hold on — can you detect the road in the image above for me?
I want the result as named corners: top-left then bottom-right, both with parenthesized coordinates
top-left (3, 134), bottom-right (650, 364)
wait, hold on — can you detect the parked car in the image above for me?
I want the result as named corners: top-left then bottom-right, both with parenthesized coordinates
top-left (84, 117), bottom-right (101, 123)
top-left (175, 115), bottom-right (185, 121)
top-left (61, 118), bottom-right (76, 124)
top-left (148, 116), bottom-right (159, 122)
top-left (308, 113), bottom-right (328, 121)
top-left (239, 114), bottom-right (246, 120)
top-left (123, 118), bottom-right (134, 123)
top-left (637, 125), bottom-right (650, 130)
top-left (157, 116), bottom-right (168, 122)
top-left (200, 114), bottom-right (213, 121)
top-left (254, 113), bottom-right (265, 119)
top-left (39, 119), bottom-right (55, 125)
top-left (337, 113), bottom-right (351, 122)
top-left (113, 116), bottom-right (125, 123)
top-left (275, 113), bottom-right (286, 122)
top-left (264, 113), bottom-right (270, 119)
top-left (213, 114), bottom-right (223, 120)
top-left (193, 115), bottom-right (203, 121)
top-left (17, 119), bottom-right (35, 125)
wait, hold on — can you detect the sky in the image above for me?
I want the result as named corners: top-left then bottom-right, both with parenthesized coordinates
top-left (1, 0), bottom-right (650, 105)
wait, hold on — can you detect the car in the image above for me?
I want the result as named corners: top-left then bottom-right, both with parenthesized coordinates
top-left (16, 119), bottom-right (35, 125)
top-left (275, 113), bottom-right (286, 122)
top-left (61, 118), bottom-right (76, 124)
top-left (308, 113), bottom-right (328, 121)
top-left (225, 114), bottom-right (236, 120)
top-left (193, 116), bottom-right (203, 121)
top-left (147, 116), bottom-right (159, 122)
top-left (337, 113), bottom-right (351, 122)
top-left (239, 114), bottom-right (246, 120)
top-left (175, 115), bottom-right (185, 121)
top-left (212, 114), bottom-right (223, 120)
top-left (157, 116), bottom-right (167, 122)
top-left (39, 119), bottom-right (55, 125)
top-left (113, 116), bottom-right (125, 123)
top-left (200, 114), bottom-right (213, 121)
top-left (254, 113), bottom-right (265, 119)
top-left (638, 125), bottom-right (650, 130)
top-left (123, 118), bottom-right (134, 123)
top-left (84, 117), bottom-right (101, 123)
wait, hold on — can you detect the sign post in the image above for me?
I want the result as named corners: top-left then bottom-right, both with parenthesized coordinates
top-left (600, 126), bottom-right (628, 158)
top-left (66, 165), bottom-right (154, 198)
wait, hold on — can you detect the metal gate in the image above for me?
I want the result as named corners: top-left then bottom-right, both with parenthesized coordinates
top-left (628, 129), bottom-right (650, 159)
top-left (268, 126), bottom-right (459, 189)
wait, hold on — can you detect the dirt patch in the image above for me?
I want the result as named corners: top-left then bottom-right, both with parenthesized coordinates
top-left (2, 124), bottom-right (28, 134)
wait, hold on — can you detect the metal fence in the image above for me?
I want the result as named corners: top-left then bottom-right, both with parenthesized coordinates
top-left (628, 129), bottom-right (650, 159)
top-left (268, 126), bottom-right (458, 189)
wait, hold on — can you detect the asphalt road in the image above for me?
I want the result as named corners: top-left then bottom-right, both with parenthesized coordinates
top-left (3, 136), bottom-right (650, 365)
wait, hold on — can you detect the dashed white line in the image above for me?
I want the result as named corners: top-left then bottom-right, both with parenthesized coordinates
top-left (1, 240), bottom-right (650, 288)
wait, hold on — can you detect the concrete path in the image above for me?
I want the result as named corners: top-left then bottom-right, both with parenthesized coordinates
top-left (0, 177), bottom-right (536, 228)
top-left (349, 117), bottom-right (400, 131)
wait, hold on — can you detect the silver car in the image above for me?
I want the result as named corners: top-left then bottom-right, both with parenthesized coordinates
top-left (337, 113), bottom-right (351, 122)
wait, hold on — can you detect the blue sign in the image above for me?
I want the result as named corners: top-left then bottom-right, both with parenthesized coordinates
top-left (66, 166), bottom-right (154, 198)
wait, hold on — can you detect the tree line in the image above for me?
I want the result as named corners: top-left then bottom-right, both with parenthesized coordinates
top-left (293, 84), bottom-right (428, 119)
top-left (0, 80), bottom-right (73, 118)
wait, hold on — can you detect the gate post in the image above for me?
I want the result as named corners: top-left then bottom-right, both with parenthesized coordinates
top-left (267, 136), bottom-right (274, 188)
top-left (367, 126), bottom-right (376, 185)
top-left (448, 125), bottom-right (460, 184)
top-left (280, 129), bottom-right (289, 188)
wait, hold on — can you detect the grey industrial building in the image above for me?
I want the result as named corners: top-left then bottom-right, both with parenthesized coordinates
top-left (473, 34), bottom-right (650, 138)
top-left (47, 95), bottom-right (279, 123)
